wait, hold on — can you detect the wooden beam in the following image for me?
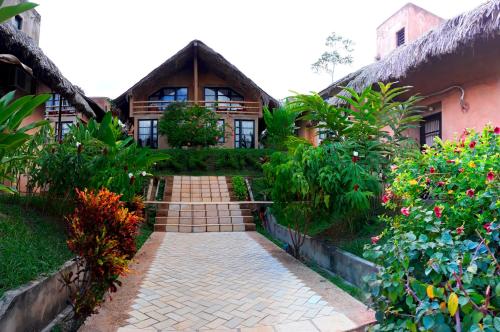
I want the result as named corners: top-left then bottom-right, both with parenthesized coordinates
top-left (193, 42), bottom-right (199, 103)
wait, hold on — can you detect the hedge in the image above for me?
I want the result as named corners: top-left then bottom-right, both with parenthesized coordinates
top-left (153, 148), bottom-right (275, 174)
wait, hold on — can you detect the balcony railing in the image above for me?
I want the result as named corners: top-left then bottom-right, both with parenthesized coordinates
top-left (132, 100), bottom-right (261, 115)
top-left (44, 105), bottom-right (77, 117)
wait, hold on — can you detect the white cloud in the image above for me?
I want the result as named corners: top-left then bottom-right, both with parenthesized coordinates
top-left (36, 0), bottom-right (484, 99)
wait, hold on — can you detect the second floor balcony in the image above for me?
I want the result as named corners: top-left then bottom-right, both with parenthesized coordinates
top-left (131, 100), bottom-right (261, 117)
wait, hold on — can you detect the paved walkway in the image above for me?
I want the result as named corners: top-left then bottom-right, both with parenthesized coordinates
top-left (117, 232), bottom-right (373, 332)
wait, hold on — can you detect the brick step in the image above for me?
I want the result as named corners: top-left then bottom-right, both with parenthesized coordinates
top-left (154, 223), bottom-right (256, 232)
top-left (155, 216), bottom-right (254, 223)
top-left (156, 209), bottom-right (252, 217)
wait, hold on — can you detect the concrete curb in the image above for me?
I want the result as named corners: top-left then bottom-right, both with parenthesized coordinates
top-left (0, 259), bottom-right (76, 332)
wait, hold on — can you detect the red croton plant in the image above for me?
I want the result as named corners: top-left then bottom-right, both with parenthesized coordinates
top-left (61, 188), bottom-right (143, 328)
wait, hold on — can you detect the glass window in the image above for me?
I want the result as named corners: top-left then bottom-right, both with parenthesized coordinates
top-left (217, 119), bottom-right (225, 143)
top-left (420, 112), bottom-right (441, 147)
top-left (148, 88), bottom-right (188, 110)
top-left (234, 120), bottom-right (255, 148)
top-left (138, 119), bottom-right (158, 149)
top-left (204, 88), bottom-right (243, 111)
top-left (14, 15), bottom-right (23, 30)
top-left (396, 28), bottom-right (405, 47)
top-left (55, 121), bottom-right (72, 139)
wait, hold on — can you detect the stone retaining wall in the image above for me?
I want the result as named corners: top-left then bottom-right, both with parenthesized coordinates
top-left (0, 259), bottom-right (76, 332)
top-left (264, 211), bottom-right (379, 288)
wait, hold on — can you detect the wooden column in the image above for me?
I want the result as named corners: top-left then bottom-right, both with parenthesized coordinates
top-left (193, 42), bottom-right (199, 104)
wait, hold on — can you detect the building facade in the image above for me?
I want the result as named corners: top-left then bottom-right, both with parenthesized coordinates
top-left (115, 40), bottom-right (277, 149)
top-left (0, 1), bottom-right (105, 140)
top-left (317, 1), bottom-right (499, 147)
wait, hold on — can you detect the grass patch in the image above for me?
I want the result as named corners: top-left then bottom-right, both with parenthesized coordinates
top-left (323, 221), bottom-right (386, 261)
top-left (0, 200), bottom-right (72, 298)
top-left (136, 206), bottom-right (156, 250)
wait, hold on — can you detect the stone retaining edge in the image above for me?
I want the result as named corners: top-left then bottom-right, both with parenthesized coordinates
top-left (264, 210), bottom-right (380, 289)
top-left (0, 258), bottom-right (77, 332)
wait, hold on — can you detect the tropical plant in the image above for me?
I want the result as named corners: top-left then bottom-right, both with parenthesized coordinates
top-left (364, 125), bottom-right (500, 331)
top-left (158, 102), bottom-right (225, 148)
top-left (232, 176), bottom-right (248, 200)
top-left (61, 188), bottom-right (142, 330)
top-left (30, 113), bottom-right (168, 202)
top-left (0, 0), bottom-right (37, 23)
top-left (264, 83), bottom-right (422, 257)
top-left (312, 32), bottom-right (354, 82)
top-left (262, 105), bottom-right (298, 150)
top-left (0, 91), bottom-right (49, 193)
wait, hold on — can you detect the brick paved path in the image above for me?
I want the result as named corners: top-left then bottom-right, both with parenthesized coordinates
top-left (118, 232), bottom-right (371, 331)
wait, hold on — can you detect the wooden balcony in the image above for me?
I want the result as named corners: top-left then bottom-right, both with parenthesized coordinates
top-left (44, 105), bottom-right (77, 117)
top-left (132, 100), bottom-right (261, 116)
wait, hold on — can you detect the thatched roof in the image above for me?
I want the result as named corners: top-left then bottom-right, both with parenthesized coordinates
top-left (0, 22), bottom-right (105, 120)
top-left (114, 40), bottom-right (278, 109)
top-left (320, 0), bottom-right (500, 100)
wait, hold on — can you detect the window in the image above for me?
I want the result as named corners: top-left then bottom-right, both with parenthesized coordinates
top-left (14, 15), bottom-right (23, 30)
top-left (420, 112), bottom-right (441, 147)
top-left (148, 88), bottom-right (188, 110)
top-left (396, 28), bottom-right (405, 47)
top-left (204, 88), bottom-right (243, 111)
top-left (138, 120), bottom-right (158, 149)
top-left (234, 120), bottom-right (255, 148)
top-left (46, 93), bottom-right (70, 110)
top-left (54, 121), bottom-right (73, 139)
top-left (217, 119), bottom-right (225, 143)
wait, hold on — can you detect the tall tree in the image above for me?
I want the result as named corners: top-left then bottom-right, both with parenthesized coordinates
top-left (311, 32), bottom-right (354, 83)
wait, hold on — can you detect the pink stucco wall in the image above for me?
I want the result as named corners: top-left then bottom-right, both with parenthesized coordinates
top-left (376, 3), bottom-right (444, 59)
top-left (406, 75), bottom-right (500, 142)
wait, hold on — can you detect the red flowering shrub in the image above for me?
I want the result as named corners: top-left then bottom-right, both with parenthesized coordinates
top-left (62, 188), bottom-right (142, 327)
top-left (365, 125), bottom-right (499, 331)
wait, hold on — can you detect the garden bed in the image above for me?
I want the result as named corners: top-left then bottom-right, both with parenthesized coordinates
top-left (153, 148), bottom-right (274, 175)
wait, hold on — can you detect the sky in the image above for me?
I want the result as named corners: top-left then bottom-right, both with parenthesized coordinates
top-left (35, 0), bottom-right (485, 100)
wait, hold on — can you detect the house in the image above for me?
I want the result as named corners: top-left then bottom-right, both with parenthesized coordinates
top-left (114, 40), bottom-right (278, 149)
top-left (315, 1), bottom-right (500, 146)
top-left (0, 1), bottom-right (106, 139)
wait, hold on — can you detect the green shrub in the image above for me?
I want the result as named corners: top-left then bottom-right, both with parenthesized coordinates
top-left (158, 103), bottom-right (225, 148)
top-left (232, 176), bottom-right (248, 200)
top-left (30, 113), bottom-right (168, 203)
top-left (364, 125), bottom-right (499, 331)
top-left (154, 148), bottom-right (274, 174)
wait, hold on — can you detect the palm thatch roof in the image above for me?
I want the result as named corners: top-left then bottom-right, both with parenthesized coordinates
top-left (0, 22), bottom-right (105, 119)
top-left (320, 0), bottom-right (500, 100)
top-left (114, 40), bottom-right (278, 110)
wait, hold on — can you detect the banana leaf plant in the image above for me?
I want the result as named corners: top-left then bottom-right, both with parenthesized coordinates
top-left (0, 91), bottom-right (49, 193)
top-left (0, 0), bottom-right (37, 23)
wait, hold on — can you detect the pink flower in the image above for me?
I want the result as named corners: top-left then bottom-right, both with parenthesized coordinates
top-left (425, 177), bottom-right (431, 184)
top-left (371, 236), bottom-right (381, 244)
top-left (466, 189), bottom-right (475, 197)
top-left (487, 171), bottom-right (495, 182)
top-left (446, 159), bottom-right (455, 164)
top-left (437, 181), bottom-right (445, 187)
top-left (381, 194), bottom-right (390, 204)
top-left (433, 206), bottom-right (442, 218)
top-left (390, 165), bottom-right (398, 172)
top-left (352, 156), bottom-right (359, 163)
top-left (483, 223), bottom-right (492, 233)
top-left (469, 141), bottom-right (476, 149)
top-left (401, 207), bottom-right (410, 216)
top-left (456, 225), bottom-right (464, 235)
top-left (430, 167), bottom-right (436, 174)
top-left (458, 168), bottom-right (464, 173)
top-left (494, 127), bottom-right (500, 135)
